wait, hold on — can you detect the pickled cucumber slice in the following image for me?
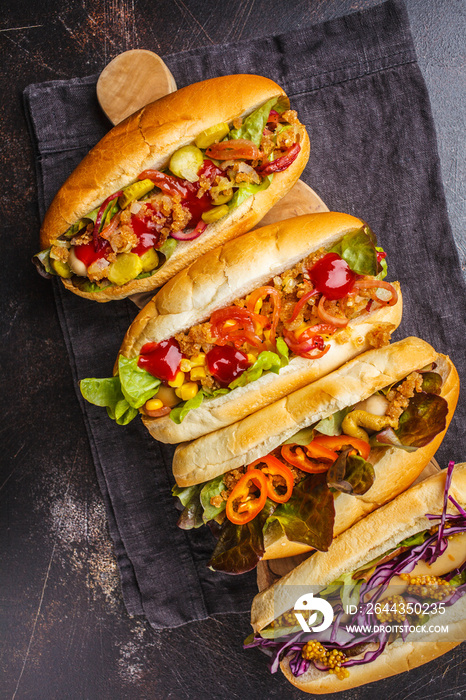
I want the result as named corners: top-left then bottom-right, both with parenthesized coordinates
top-left (210, 188), bottom-right (233, 205)
top-left (201, 205), bottom-right (229, 224)
top-left (140, 248), bottom-right (159, 272)
top-left (195, 122), bottom-right (230, 149)
top-left (51, 258), bottom-right (73, 278)
top-left (107, 253), bottom-right (143, 285)
top-left (118, 179), bottom-right (155, 209)
top-left (169, 145), bottom-right (204, 182)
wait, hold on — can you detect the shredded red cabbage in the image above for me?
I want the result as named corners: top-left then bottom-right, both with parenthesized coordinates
top-left (246, 462), bottom-right (465, 678)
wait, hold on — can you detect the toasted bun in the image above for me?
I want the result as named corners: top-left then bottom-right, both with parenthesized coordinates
top-left (250, 464), bottom-right (466, 693)
top-left (127, 212), bottom-right (402, 442)
top-left (280, 630), bottom-right (464, 694)
top-left (40, 75), bottom-right (309, 301)
top-left (172, 337), bottom-right (451, 485)
top-left (263, 353), bottom-right (459, 559)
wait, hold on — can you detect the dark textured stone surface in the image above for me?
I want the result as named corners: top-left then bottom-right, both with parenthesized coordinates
top-left (1, 1), bottom-right (464, 698)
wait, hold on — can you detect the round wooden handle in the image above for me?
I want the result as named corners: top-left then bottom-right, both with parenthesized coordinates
top-left (97, 49), bottom-right (177, 125)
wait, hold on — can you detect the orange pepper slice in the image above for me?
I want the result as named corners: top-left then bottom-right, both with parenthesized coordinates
top-left (225, 469), bottom-right (268, 525)
top-left (247, 455), bottom-right (294, 503)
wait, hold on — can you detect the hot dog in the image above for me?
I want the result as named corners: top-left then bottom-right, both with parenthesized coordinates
top-left (247, 462), bottom-right (466, 693)
top-left (171, 338), bottom-right (459, 573)
top-left (80, 212), bottom-right (402, 442)
top-left (34, 75), bottom-right (309, 301)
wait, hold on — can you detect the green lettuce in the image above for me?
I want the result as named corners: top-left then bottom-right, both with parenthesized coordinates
top-left (32, 248), bottom-right (55, 277)
top-left (375, 246), bottom-right (388, 280)
top-left (230, 97), bottom-right (277, 146)
top-left (265, 473), bottom-right (335, 552)
top-left (330, 225), bottom-right (381, 276)
top-left (327, 449), bottom-right (375, 495)
top-left (421, 371), bottom-right (442, 395)
top-left (208, 499), bottom-right (277, 574)
top-left (200, 474), bottom-right (227, 522)
top-left (173, 483), bottom-right (204, 529)
top-left (118, 356), bottom-right (160, 409)
top-left (228, 350), bottom-right (282, 390)
top-left (169, 389), bottom-right (204, 424)
top-left (80, 376), bottom-right (138, 425)
top-left (395, 393), bottom-right (448, 448)
top-left (228, 175), bottom-right (272, 210)
top-left (314, 407), bottom-right (353, 436)
top-left (283, 426), bottom-right (315, 446)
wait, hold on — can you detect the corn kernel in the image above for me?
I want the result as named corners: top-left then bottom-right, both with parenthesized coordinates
top-left (168, 371), bottom-right (185, 388)
top-left (176, 382), bottom-right (199, 401)
top-left (264, 329), bottom-right (271, 342)
top-left (247, 354), bottom-right (257, 364)
top-left (253, 299), bottom-right (263, 314)
top-left (180, 359), bottom-right (192, 372)
top-left (190, 353), bottom-right (206, 367)
top-left (223, 319), bottom-right (236, 328)
top-left (145, 398), bottom-right (163, 411)
top-left (190, 367), bottom-right (206, 380)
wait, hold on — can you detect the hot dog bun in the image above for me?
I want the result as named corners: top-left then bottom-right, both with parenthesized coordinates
top-left (122, 212), bottom-right (403, 443)
top-left (40, 75), bottom-right (309, 301)
top-left (172, 338), bottom-right (459, 559)
top-left (250, 464), bottom-right (466, 693)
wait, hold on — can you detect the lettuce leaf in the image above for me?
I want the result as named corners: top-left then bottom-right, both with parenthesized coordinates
top-left (228, 350), bottom-right (282, 390)
top-left (169, 389), bottom-right (204, 424)
top-left (375, 246), bottom-right (388, 280)
top-left (230, 97), bottom-right (277, 146)
top-left (395, 393), bottom-right (448, 448)
top-left (174, 484), bottom-right (204, 529)
top-left (208, 499), bottom-right (277, 574)
top-left (200, 475), bottom-right (226, 523)
top-left (80, 376), bottom-right (138, 425)
top-left (330, 225), bottom-right (380, 276)
top-left (369, 427), bottom-right (418, 452)
top-left (327, 449), bottom-right (375, 495)
top-left (283, 426), bottom-right (315, 446)
top-left (32, 248), bottom-right (55, 278)
top-left (265, 473), bottom-right (335, 552)
top-left (421, 371), bottom-right (442, 395)
top-left (118, 356), bottom-right (160, 409)
top-left (228, 175), bottom-right (272, 210)
top-left (314, 407), bottom-right (352, 436)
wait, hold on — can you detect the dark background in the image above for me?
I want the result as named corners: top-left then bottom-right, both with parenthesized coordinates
top-left (1, 1), bottom-right (465, 698)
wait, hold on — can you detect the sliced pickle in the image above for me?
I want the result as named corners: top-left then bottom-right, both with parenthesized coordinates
top-left (195, 122), bottom-right (230, 149)
top-left (118, 179), bottom-right (155, 209)
top-left (202, 205), bottom-right (229, 224)
top-left (139, 248), bottom-right (159, 272)
top-left (51, 258), bottom-right (73, 278)
top-left (107, 253), bottom-right (143, 286)
top-left (169, 145), bottom-right (204, 182)
top-left (210, 188), bottom-right (233, 205)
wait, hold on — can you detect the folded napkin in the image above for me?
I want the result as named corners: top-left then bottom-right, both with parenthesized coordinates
top-left (24, 0), bottom-right (466, 629)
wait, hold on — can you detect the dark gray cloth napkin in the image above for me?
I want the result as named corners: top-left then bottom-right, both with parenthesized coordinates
top-left (23, 0), bottom-right (466, 630)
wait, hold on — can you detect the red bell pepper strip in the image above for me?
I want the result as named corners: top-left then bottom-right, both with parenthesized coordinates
top-left (205, 139), bottom-right (260, 161)
top-left (247, 456), bottom-right (294, 504)
top-left (225, 469), bottom-right (268, 525)
top-left (280, 444), bottom-right (331, 473)
top-left (311, 435), bottom-right (371, 460)
top-left (257, 142), bottom-right (301, 175)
